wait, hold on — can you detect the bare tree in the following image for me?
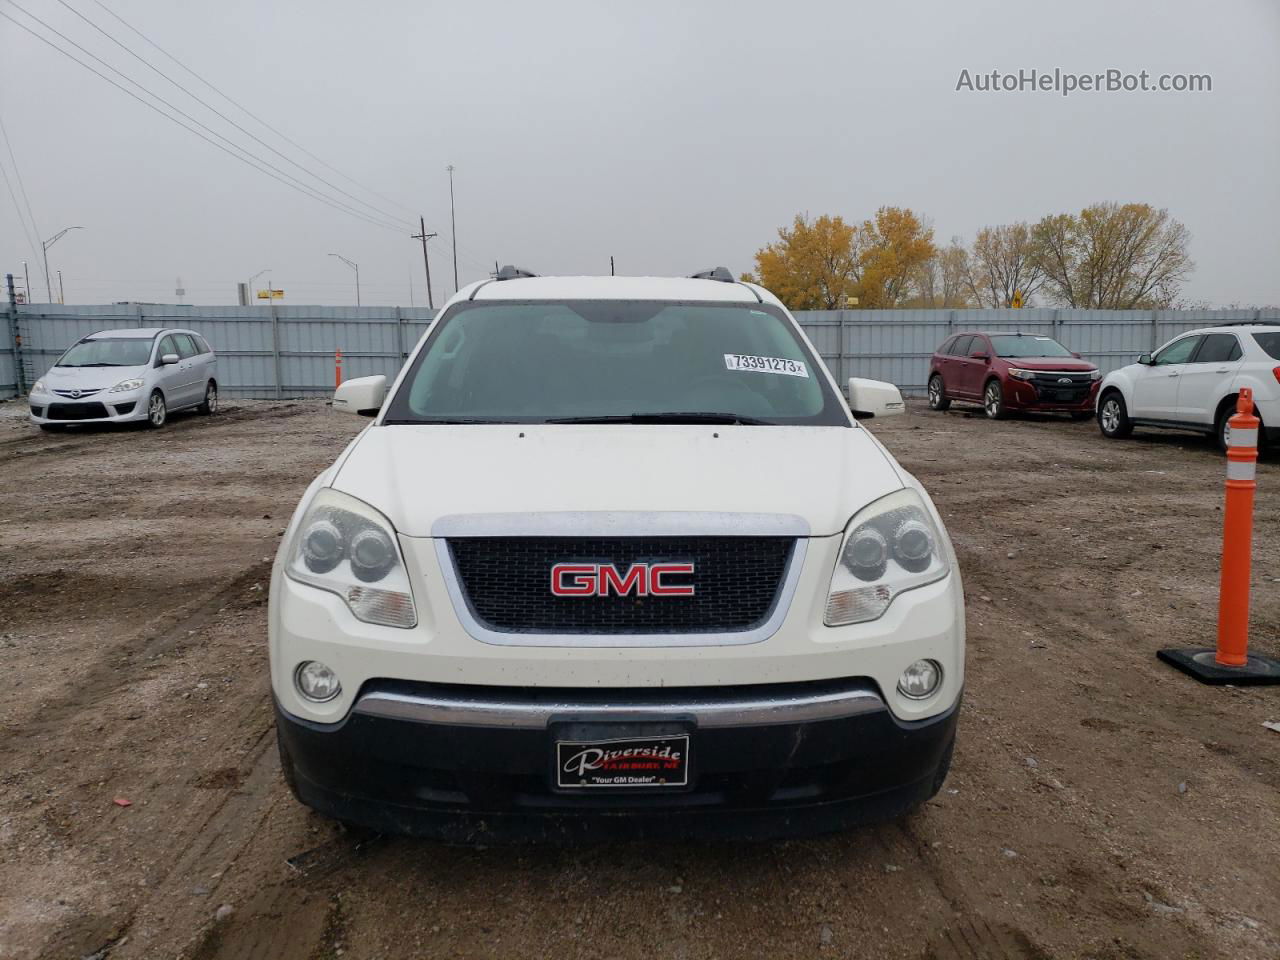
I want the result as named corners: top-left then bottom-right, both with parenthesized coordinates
top-left (961, 222), bottom-right (1044, 307)
top-left (915, 237), bottom-right (971, 307)
top-left (1031, 203), bottom-right (1193, 308)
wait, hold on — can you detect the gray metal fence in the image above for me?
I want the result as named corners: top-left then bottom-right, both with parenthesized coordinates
top-left (2, 303), bottom-right (437, 400)
top-left (4, 302), bottom-right (1276, 401)
top-left (798, 307), bottom-right (1277, 395)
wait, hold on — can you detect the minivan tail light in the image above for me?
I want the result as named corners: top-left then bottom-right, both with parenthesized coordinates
top-left (1273, 366), bottom-right (1280, 386)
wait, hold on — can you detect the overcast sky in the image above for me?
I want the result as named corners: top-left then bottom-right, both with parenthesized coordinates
top-left (2, 0), bottom-right (1278, 307)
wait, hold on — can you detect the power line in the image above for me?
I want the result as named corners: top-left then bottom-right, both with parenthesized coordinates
top-left (0, 111), bottom-right (42, 261)
top-left (87, 0), bottom-right (421, 225)
top-left (50, 0), bottom-right (414, 230)
top-left (0, 5), bottom-right (408, 235)
top-left (1, 156), bottom-right (40, 261)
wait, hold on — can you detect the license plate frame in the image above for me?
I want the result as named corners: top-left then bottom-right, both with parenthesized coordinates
top-left (554, 730), bottom-right (691, 790)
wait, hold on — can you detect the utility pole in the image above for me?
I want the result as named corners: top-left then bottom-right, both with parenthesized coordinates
top-left (21, 260), bottom-right (30, 304)
top-left (610, 256), bottom-right (615, 276)
top-left (411, 217), bottom-right (437, 309)
top-left (6, 273), bottom-right (26, 395)
top-left (57, 270), bottom-right (65, 304)
top-left (41, 226), bottom-right (84, 303)
top-left (447, 164), bottom-right (458, 294)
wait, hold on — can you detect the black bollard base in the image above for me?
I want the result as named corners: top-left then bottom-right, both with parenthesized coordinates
top-left (1157, 648), bottom-right (1280, 685)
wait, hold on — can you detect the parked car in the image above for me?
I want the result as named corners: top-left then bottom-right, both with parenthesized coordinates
top-left (927, 331), bottom-right (1100, 419)
top-left (28, 328), bottom-right (218, 431)
top-left (269, 267), bottom-right (964, 842)
top-left (1097, 323), bottom-right (1280, 451)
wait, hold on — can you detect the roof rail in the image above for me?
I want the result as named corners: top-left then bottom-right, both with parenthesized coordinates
top-left (1215, 319), bottom-right (1280, 327)
top-left (689, 266), bottom-right (735, 283)
top-left (494, 264), bottom-right (539, 281)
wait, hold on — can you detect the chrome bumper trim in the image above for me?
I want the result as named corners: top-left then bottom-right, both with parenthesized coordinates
top-left (351, 682), bottom-right (885, 730)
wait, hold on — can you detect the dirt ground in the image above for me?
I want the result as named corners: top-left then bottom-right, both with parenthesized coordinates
top-left (1, 397), bottom-right (1277, 960)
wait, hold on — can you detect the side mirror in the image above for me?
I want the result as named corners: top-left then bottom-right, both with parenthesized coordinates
top-left (1138, 354), bottom-right (1154, 366)
top-left (161, 353), bottom-right (180, 365)
top-left (848, 378), bottom-right (906, 419)
top-left (333, 375), bottom-right (387, 417)
top-left (970, 350), bottom-right (989, 361)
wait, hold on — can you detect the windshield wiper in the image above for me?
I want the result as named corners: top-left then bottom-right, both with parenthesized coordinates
top-left (381, 417), bottom-right (518, 425)
top-left (545, 412), bottom-right (769, 425)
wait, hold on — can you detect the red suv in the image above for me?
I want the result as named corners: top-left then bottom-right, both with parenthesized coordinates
top-left (927, 331), bottom-right (1100, 419)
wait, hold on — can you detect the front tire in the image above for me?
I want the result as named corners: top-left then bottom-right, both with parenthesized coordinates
top-left (147, 391), bottom-right (167, 429)
top-left (1097, 391), bottom-right (1133, 439)
top-left (198, 381), bottom-right (218, 415)
top-left (927, 374), bottom-right (951, 411)
top-left (983, 380), bottom-right (1006, 420)
top-left (1216, 400), bottom-right (1264, 454)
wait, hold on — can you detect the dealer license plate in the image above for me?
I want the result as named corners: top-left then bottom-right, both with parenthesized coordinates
top-left (555, 734), bottom-right (690, 789)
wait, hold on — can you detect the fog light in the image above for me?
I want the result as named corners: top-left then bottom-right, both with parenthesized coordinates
top-left (295, 660), bottom-right (341, 702)
top-left (898, 659), bottom-right (942, 700)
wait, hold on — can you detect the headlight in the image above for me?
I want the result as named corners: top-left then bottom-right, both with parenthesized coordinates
top-left (109, 378), bottom-right (145, 393)
top-left (30, 380), bottom-right (46, 395)
top-left (825, 489), bottom-right (951, 626)
top-left (1088, 369), bottom-right (1101, 381)
top-left (285, 488), bottom-right (417, 628)
top-left (1007, 368), bottom-right (1035, 380)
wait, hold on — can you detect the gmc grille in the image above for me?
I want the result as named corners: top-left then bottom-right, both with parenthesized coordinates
top-left (447, 536), bottom-right (796, 635)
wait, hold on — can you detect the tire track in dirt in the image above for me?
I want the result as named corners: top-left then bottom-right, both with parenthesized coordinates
top-left (0, 560), bottom-right (273, 757)
top-left (0, 404), bottom-right (309, 463)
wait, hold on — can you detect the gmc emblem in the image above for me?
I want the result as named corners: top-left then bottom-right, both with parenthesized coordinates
top-left (550, 562), bottom-right (696, 598)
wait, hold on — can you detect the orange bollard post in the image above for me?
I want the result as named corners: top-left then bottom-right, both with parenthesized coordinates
top-left (335, 349), bottom-right (343, 389)
top-left (1158, 387), bottom-right (1280, 684)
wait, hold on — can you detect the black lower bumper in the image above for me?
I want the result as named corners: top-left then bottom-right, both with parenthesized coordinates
top-left (274, 683), bottom-right (959, 843)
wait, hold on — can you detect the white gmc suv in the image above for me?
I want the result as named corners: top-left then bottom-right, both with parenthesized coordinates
top-left (269, 268), bottom-right (964, 841)
top-left (1097, 323), bottom-right (1280, 451)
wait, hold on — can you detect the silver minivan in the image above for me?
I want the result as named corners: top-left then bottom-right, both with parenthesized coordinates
top-left (28, 327), bottom-right (218, 431)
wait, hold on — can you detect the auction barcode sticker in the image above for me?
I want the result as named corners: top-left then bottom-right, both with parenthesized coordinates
top-left (724, 354), bottom-right (809, 378)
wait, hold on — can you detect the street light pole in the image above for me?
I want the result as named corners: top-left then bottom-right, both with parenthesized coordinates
top-left (57, 270), bottom-right (65, 304)
top-left (447, 164), bottom-right (458, 294)
top-left (328, 253), bottom-right (360, 306)
top-left (248, 268), bottom-right (270, 305)
top-left (41, 226), bottom-right (84, 304)
top-left (21, 260), bottom-right (30, 304)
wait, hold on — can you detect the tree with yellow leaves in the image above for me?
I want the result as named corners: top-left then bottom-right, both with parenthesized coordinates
top-left (744, 208), bottom-right (936, 310)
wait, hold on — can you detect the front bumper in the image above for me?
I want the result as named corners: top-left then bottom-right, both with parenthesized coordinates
top-left (28, 391), bottom-right (146, 424)
top-left (1002, 378), bottom-right (1099, 411)
top-left (274, 680), bottom-right (959, 842)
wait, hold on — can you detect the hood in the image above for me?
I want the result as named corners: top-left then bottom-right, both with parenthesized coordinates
top-left (331, 424), bottom-right (905, 538)
top-left (43, 364), bottom-right (148, 392)
top-left (1000, 356), bottom-right (1096, 371)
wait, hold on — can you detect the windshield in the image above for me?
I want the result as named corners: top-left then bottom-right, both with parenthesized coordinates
top-left (383, 300), bottom-right (848, 426)
top-left (988, 335), bottom-right (1074, 358)
top-left (57, 337), bottom-right (153, 367)
top-left (1253, 332), bottom-right (1280, 360)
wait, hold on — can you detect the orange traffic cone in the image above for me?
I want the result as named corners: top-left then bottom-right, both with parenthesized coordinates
top-left (1159, 388), bottom-right (1280, 684)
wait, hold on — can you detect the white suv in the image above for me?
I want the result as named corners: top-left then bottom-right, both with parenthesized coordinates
top-left (1097, 324), bottom-right (1280, 451)
top-left (269, 268), bottom-right (964, 841)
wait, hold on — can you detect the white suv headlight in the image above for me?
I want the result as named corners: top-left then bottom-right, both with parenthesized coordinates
top-left (825, 489), bottom-right (951, 626)
top-left (109, 378), bottom-right (145, 393)
top-left (30, 379), bottom-right (47, 395)
top-left (284, 488), bottom-right (417, 628)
